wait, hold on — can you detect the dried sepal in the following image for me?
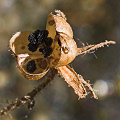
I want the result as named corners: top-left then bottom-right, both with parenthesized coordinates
top-left (57, 65), bottom-right (98, 99)
top-left (57, 65), bottom-right (87, 98)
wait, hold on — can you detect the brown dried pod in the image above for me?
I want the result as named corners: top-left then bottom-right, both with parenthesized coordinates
top-left (9, 10), bottom-right (78, 80)
top-left (9, 10), bottom-right (116, 99)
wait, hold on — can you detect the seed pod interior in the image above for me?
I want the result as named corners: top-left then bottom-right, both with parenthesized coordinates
top-left (17, 54), bottom-right (49, 80)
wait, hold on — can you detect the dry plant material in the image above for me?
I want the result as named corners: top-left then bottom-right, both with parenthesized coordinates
top-left (0, 68), bottom-right (57, 116)
top-left (0, 10), bottom-right (116, 116)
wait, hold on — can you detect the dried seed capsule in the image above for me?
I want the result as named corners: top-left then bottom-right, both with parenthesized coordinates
top-left (8, 10), bottom-right (115, 100)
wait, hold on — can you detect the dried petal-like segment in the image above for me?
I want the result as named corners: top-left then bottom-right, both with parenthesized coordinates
top-left (57, 65), bottom-right (87, 98)
top-left (46, 10), bottom-right (77, 67)
top-left (57, 65), bottom-right (98, 99)
top-left (46, 10), bottom-right (73, 39)
top-left (56, 33), bottom-right (77, 67)
top-left (9, 31), bottom-right (42, 55)
top-left (53, 10), bottom-right (73, 38)
top-left (17, 54), bottom-right (49, 80)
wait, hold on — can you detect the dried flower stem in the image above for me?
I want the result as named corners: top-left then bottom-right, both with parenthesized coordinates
top-left (0, 68), bottom-right (57, 117)
top-left (77, 40), bottom-right (116, 55)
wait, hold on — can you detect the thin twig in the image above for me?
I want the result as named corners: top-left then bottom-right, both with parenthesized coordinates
top-left (0, 68), bottom-right (58, 117)
top-left (77, 40), bottom-right (116, 55)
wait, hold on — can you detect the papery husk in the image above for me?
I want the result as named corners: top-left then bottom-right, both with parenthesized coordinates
top-left (17, 54), bottom-right (49, 80)
top-left (46, 10), bottom-right (78, 67)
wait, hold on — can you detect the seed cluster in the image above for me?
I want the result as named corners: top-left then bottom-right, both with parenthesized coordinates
top-left (28, 30), bottom-right (53, 58)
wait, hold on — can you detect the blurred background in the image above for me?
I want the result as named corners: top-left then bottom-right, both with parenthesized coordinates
top-left (0, 0), bottom-right (120, 120)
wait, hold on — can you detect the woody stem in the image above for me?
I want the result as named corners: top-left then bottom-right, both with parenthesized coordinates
top-left (0, 68), bottom-right (57, 117)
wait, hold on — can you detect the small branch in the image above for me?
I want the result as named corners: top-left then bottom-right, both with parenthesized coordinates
top-left (0, 68), bottom-right (58, 117)
top-left (77, 40), bottom-right (116, 56)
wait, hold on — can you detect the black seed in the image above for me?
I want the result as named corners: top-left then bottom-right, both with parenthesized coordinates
top-left (37, 30), bottom-right (49, 43)
top-left (42, 47), bottom-right (53, 58)
top-left (41, 48), bottom-right (47, 58)
top-left (34, 30), bottom-right (43, 42)
top-left (26, 60), bottom-right (36, 73)
top-left (28, 33), bottom-right (38, 44)
top-left (45, 37), bottom-right (53, 47)
top-left (28, 30), bottom-right (49, 44)
top-left (41, 30), bottom-right (49, 37)
top-left (58, 38), bottom-right (61, 46)
top-left (37, 33), bottom-right (44, 43)
top-left (39, 48), bottom-right (43, 52)
top-left (28, 43), bottom-right (38, 52)
top-left (34, 30), bottom-right (41, 36)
